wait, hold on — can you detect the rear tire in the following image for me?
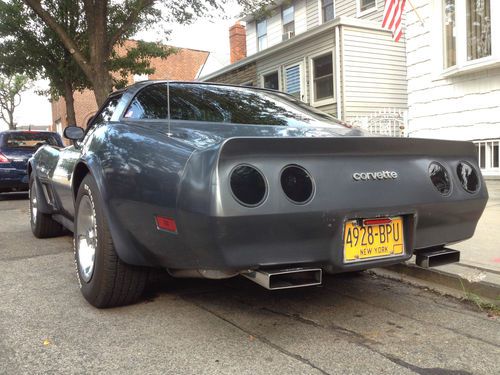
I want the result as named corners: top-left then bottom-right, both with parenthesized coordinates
top-left (74, 174), bottom-right (148, 308)
top-left (29, 174), bottom-right (64, 238)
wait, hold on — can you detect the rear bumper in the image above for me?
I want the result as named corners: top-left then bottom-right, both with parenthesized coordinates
top-left (114, 197), bottom-right (484, 272)
top-left (0, 168), bottom-right (28, 192)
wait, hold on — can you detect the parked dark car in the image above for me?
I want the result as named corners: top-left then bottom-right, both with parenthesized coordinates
top-left (28, 81), bottom-right (488, 308)
top-left (0, 130), bottom-right (63, 193)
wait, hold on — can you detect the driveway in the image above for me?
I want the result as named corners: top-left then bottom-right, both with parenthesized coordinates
top-left (0, 194), bottom-right (499, 374)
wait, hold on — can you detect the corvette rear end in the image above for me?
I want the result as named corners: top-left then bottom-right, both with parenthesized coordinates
top-left (164, 136), bottom-right (488, 280)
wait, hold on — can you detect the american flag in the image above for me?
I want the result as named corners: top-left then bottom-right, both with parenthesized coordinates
top-left (382, 0), bottom-right (407, 42)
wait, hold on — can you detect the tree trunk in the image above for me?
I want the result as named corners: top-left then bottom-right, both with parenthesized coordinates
top-left (91, 71), bottom-right (113, 107)
top-left (7, 108), bottom-right (15, 130)
top-left (63, 79), bottom-right (77, 127)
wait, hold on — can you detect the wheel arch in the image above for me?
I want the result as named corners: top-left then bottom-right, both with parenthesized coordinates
top-left (72, 162), bottom-right (91, 201)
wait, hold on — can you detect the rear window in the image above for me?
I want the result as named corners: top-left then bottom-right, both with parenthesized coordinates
top-left (4, 132), bottom-right (61, 149)
top-left (123, 83), bottom-right (346, 128)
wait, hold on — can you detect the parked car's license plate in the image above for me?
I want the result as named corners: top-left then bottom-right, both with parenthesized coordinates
top-left (343, 217), bottom-right (404, 262)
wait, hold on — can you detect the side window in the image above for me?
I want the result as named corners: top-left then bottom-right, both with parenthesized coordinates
top-left (124, 85), bottom-right (169, 119)
top-left (124, 84), bottom-right (226, 122)
top-left (91, 95), bottom-right (122, 126)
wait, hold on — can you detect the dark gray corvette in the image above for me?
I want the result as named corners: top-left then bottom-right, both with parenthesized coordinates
top-left (28, 81), bottom-right (488, 307)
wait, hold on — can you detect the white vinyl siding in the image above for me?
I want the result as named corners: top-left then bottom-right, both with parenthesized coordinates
top-left (295, 0), bottom-right (308, 35)
top-left (306, 0), bottom-right (320, 29)
top-left (246, 21), bottom-right (257, 56)
top-left (342, 26), bottom-right (408, 121)
top-left (267, 10), bottom-right (283, 48)
top-left (406, 0), bottom-right (500, 145)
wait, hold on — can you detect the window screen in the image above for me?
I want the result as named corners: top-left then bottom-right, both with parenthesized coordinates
top-left (263, 72), bottom-right (279, 90)
top-left (322, 0), bottom-right (334, 22)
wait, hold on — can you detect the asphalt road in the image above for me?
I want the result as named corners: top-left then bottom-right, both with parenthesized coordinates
top-left (1, 194), bottom-right (499, 375)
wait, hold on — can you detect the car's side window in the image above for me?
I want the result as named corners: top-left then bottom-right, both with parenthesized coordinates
top-left (124, 85), bottom-right (168, 120)
top-left (90, 94), bottom-right (122, 127)
top-left (124, 84), bottom-right (226, 123)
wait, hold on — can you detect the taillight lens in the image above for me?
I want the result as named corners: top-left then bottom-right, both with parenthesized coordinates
top-left (280, 165), bottom-right (314, 204)
top-left (428, 162), bottom-right (451, 195)
top-left (0, 152), bottom-right (9, 164)
top-left (230, 164), bottom-right (267, 207)
top-left (457, 161), bottom-right (480, 193)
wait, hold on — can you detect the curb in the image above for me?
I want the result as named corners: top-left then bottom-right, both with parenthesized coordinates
top-left (372, 261), bottom-right (500, 307)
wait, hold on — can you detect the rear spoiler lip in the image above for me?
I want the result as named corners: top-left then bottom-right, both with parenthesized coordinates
top-left (217, 136), bottom-right (477, 159)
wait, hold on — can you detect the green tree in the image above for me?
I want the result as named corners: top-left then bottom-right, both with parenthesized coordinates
top-left (0, 74), bottom-right (30, 130)
top-left (2, 0), bottom-right (174, 124)
top-left (0, 0), bottom-right (89, 127)
top-left (21, 0), bottom-right (203, 106)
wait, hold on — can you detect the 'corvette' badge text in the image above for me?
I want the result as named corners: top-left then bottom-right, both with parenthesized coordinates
top-left (352, 171), bottom-right (398, 181)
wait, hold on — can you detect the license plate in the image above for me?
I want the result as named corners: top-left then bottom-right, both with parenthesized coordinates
top-left (343, 216), bottom-right (405, 262)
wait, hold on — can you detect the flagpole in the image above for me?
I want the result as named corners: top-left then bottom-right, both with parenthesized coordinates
top-left (406, 0), bottom-right (425, 27)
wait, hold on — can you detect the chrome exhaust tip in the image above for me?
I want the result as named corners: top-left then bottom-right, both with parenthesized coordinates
top-left (415, 248), bottom-right (460, 268)
top-left (241, 267), bottom-right (322, 290)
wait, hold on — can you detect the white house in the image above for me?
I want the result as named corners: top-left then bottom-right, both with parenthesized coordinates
top-left (202, 0), bottom-right (408, 129)
top-left (405, 0), bottom-right (500, 176)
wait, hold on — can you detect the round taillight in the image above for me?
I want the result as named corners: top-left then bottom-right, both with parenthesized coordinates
top-left (428, 162), bottom-right (451, 195)
top-left (280, 165), bottom-right (314, 204)
top-left (230, 165), bottom-right (267, 207)
top-left (457, 161), bottom-right (480, 193)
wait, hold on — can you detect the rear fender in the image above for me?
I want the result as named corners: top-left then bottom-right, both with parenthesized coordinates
top-left (30, 165), bottom-right (53, 215)
top-left (73, 155), bottom-right (152, 266)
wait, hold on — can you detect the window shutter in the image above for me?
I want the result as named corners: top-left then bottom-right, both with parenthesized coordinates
top-left (285, 65), bottom-right (301, 98)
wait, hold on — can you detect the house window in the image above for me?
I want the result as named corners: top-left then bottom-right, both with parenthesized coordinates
top-left (322, 0), bottom-right (335, 23)
top-left (282, 5), bottom-right (295, 40)
top-left (263, 71), bottom-right (279, 90)
top-left (311, 53), bottom-right (334, 103)
top-left (257, 19), bottom-right (267, 51)
top-left (440, 0), bottom-right (495, 72)
top-left (443, 0), bottom-right (456, 68)
top-left (466, 0), bottom-right (491, 61)
top-left (285, 64), bottom-right (301, 99)
top-left (357, 0), bottom-right (377, 15)
top-left (474, 139), bottom-right (500, 171)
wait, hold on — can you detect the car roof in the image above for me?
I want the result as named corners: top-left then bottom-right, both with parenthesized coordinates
top-left (0, 130), bottom-right (57, 134)
top-left (121, 80), bottom-right (292, 98)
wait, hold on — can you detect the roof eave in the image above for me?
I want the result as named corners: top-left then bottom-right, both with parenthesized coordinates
top-left (200, 16), bottom-right (386, 81)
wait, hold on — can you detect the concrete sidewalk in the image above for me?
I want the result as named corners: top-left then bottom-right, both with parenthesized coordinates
top-left (378, 180), bottom-right (500, 306)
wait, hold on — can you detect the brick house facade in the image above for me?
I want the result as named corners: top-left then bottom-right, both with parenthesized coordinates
top-left (52, 41), bottom-right (209, 136)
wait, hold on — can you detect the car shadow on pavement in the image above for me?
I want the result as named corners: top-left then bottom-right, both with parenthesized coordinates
top-left (0, 192), bottom-right (28, 201)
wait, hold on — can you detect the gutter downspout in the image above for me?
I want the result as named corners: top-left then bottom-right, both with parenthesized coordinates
top-left (335, 25), bottom-right (343, 121)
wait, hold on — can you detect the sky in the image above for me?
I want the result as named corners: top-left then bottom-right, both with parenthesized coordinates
top-left (2, 4), bottom-right (242, 131)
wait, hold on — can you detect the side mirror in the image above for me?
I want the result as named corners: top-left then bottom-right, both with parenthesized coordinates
top-left (63, 126), bottom-right (84, 141)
